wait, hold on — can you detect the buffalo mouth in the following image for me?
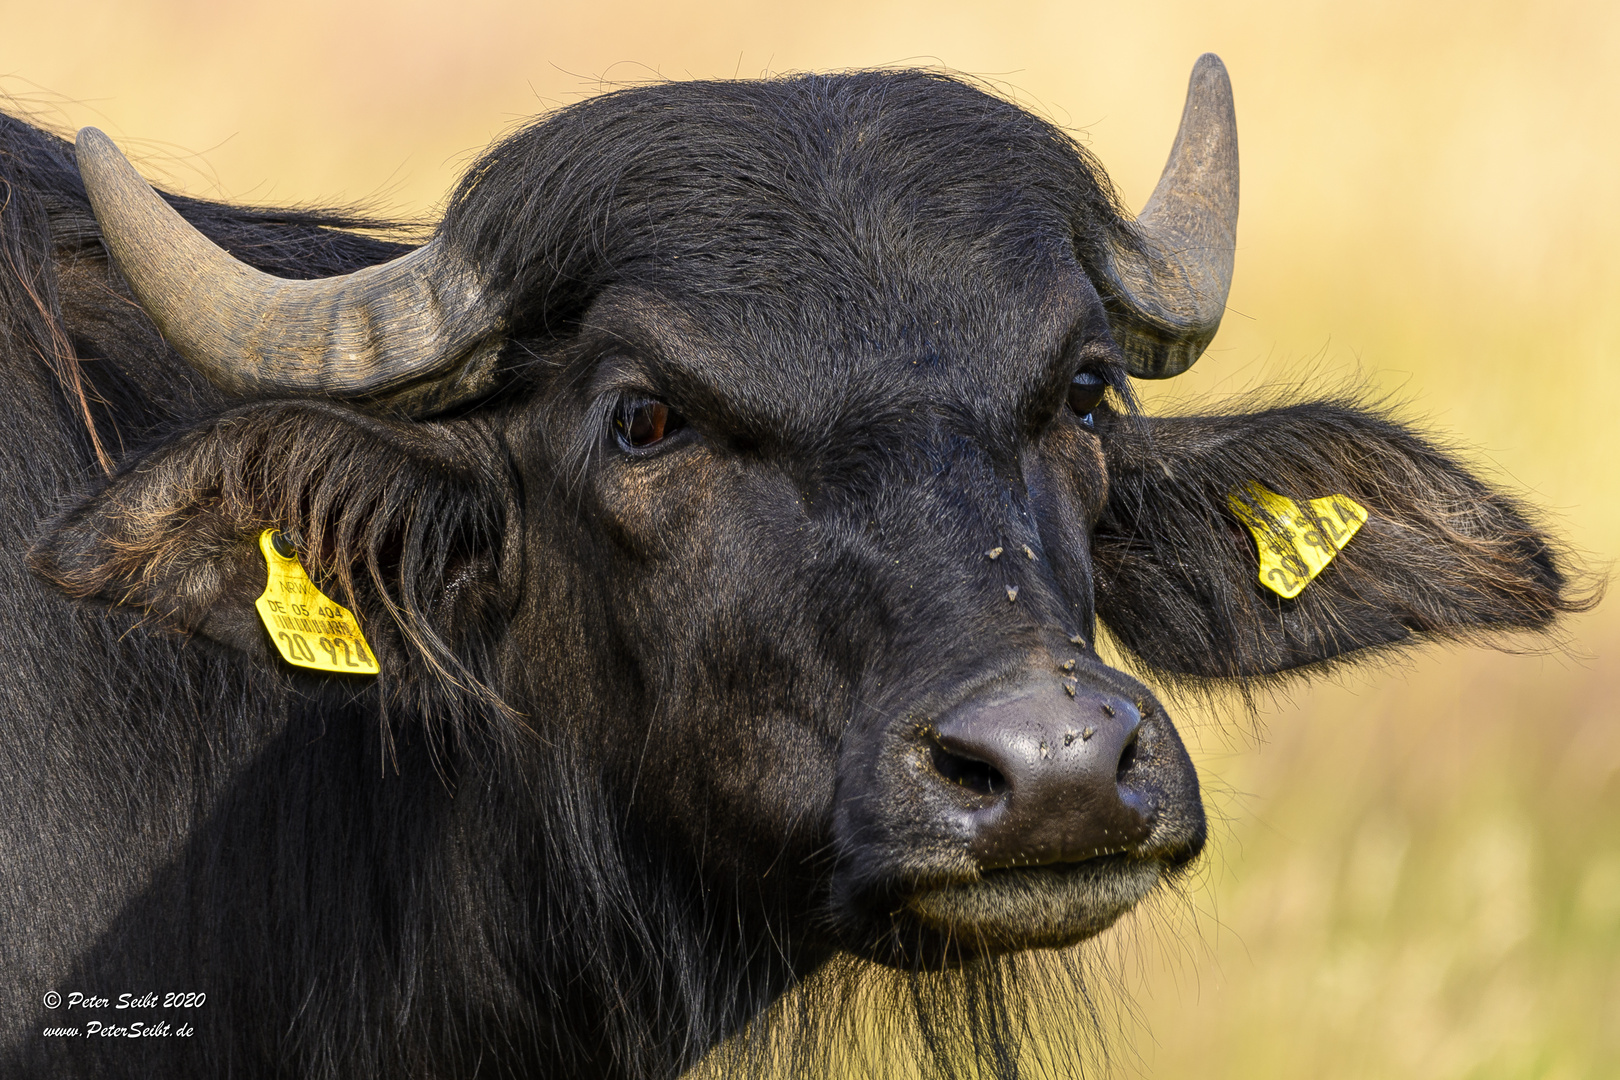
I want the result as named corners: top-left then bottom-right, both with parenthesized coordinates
top-left (840, 845), bottom-right (1196, 967)
top-left (903, 853), bottom-right (1174, 954)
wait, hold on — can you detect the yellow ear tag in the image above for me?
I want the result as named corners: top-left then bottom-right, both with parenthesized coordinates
top-left (1226, 482), bottom-right (1369, 599)
top-left (253, 530), bottom-right (379, 675)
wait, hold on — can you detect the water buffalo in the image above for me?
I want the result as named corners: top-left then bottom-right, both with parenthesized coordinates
top-left (0, 56), bottom-right (1586, 1078)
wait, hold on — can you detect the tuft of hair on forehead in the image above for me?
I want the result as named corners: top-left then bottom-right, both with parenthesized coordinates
top-left (440, 71), bottom-right (1133, 348)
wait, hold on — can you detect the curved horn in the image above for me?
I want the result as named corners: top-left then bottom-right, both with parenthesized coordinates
top-left (75, 127), bottom-right (506, 414)
top-left (1099, 53), bottom-right (1239, 379)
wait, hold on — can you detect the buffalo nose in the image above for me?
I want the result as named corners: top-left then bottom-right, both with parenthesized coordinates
top-left (928, 674), bottom-right (1155, 869)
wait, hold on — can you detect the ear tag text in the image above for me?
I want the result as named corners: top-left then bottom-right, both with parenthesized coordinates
top-left (1227, 482), bottom-right (1368, 599)
top-left (254, 530), bottom-right (379, 675)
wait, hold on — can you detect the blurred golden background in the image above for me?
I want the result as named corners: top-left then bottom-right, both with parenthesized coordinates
top-left (4, 1), bottom-right (1615, 1076)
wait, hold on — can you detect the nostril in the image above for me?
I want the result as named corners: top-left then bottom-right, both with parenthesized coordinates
top-left (929, 743), bottom-right (1007, 798)
top-left (1115, 728), bottom-right (1140, 782)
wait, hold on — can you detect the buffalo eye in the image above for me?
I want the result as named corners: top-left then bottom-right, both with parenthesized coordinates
top-left (1067, 370), bottom-right (1107, 427)
top-left (614, 398), bottom-right (685, 451)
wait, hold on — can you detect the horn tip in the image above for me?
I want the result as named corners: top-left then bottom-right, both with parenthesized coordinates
top-left (74, 127), bottom-right (126, 177)
top-left (1189, 53), bottom-right (1234, 98)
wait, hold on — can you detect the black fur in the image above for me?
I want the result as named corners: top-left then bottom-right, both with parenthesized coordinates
top-left (0, 72), bottom-right (1593, 1080)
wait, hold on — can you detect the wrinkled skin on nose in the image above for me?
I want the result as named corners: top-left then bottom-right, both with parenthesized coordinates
top-left (930, 673), bottom-right (1154, 870)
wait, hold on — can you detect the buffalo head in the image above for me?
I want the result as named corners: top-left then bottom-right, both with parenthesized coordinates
top-left (30, 55), bottom-right (1579, 1031)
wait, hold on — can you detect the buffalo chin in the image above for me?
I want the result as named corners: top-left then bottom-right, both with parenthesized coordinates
top-left (845, 856), bottom-right (1169, 967)
top-left (910, 856), bottom-right (1162, 951)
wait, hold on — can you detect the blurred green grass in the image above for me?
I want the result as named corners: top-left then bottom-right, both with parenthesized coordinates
top-left (3, 1), bottom-right (1615, 1075)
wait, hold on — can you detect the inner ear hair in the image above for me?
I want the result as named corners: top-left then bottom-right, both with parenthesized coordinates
top-left (29, 400), bottom-right (514, 708)
top-left (1092, 398), bottom-right (1600, 685)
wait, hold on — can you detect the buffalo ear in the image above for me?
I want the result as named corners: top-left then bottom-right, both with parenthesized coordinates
top-left (1092, 401), bottom-right (1596, 681)
top-left (29, 401), bottom-right (512, 686)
